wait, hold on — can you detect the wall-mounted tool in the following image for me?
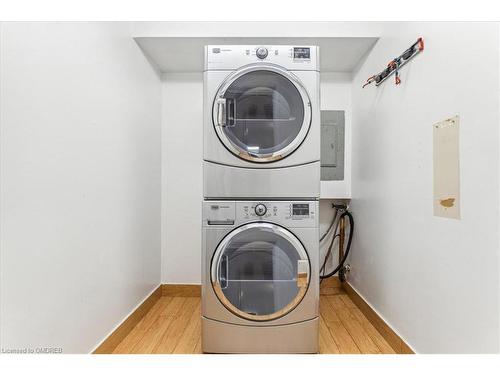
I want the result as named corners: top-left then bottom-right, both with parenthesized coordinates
top-left (362, 37), bottom-right (424, 88)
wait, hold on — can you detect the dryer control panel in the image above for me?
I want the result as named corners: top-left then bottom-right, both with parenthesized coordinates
top-left (203, 201), bottom-right (318, 228)
top-left (205, 45), bottom-right (319, 71)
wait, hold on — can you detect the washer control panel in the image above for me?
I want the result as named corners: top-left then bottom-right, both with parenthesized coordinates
top-left (238, 201), bottom-right (317, 227)
top-left (203, 201), bottom-right (318, 227)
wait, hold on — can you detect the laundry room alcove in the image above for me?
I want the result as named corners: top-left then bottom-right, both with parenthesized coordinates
top-left (132, 22), bottom-right (380, 291)
top-left (3, 21), bottom-right (498, 355)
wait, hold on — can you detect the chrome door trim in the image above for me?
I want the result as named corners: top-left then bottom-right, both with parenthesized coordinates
top-left (212, 63), bottom-right (312, 163)
top-left (210, 222), bottom-right (311, 322)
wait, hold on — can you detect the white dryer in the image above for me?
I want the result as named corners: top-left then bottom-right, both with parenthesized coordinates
top-left (204, 45), bottom-right (320, 199)
top-left (201, 200), bottom-right (319, 353)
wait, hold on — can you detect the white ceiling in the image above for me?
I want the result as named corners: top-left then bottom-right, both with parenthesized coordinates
top-left (134, 37), bottom-right (378, 73)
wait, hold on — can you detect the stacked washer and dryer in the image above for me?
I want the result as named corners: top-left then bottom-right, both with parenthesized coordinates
top-left (202, 45), bottom-right (321, 353)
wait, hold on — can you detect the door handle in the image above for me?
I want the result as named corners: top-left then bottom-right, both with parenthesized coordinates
top-left (227, 98), bottom-right (236, 127)
top-left (220, 254), bottom-right (229, 290)
top-left (216, 98), bottom-right (226, 127)
top-left (207, 220), bottom-right (234, 226)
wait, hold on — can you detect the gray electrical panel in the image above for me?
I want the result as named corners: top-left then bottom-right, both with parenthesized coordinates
top-left (320, 110), bottom-right (345, 181)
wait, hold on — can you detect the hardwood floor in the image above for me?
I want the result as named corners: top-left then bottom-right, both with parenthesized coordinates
top-left (112, 282), bottom-right (395, 354)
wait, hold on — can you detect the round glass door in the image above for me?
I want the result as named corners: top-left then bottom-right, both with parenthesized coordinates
top-left (211, 222), bottom-right (310, 321)
top-left (212, 65), bottom-right (312, 163)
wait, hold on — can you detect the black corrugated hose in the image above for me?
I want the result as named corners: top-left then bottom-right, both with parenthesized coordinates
top-left (319, 210), bottom-right (354, 279)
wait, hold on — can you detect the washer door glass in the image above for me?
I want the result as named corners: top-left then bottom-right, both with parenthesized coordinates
top-left (211, 223), bottom-right (310, 321)
top-left (213, 66), bottom-right (311, 163)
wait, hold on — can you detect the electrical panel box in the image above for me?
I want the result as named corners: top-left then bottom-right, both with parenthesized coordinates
top-left (320, 110), bottom-right (345, 181)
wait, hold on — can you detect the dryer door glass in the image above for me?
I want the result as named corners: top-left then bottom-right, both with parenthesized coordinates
top-left (213, 67), bottom-right (311, 163)
top-left (211, 223), bottom-right (310, 321)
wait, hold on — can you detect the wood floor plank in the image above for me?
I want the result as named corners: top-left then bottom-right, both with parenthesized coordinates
top-left (194, 337), bottom-right (202, 354)
top-left (320, 277), bottom-right (345, 296)
top-left (172, 299), bottom-right (201, 354)
top-left (112, 297), bottom-right (173, 354)
top-left (131, 297), bottom-right (186, 353)
top-left (326, 294), bottom-right (347, 310)
top-left (350, 308), bottom-right (396, 354)
top-left (336, 309), bottom-right (381, 354)
top-left (321, 297), bottom-right (360, 354)
top-left (112, 293), bottom-right (394, 355)
top-left (327, 295), bottom-right (380, 354)
top-left (320, 277), bottom-right (342, 289)
top-left (320, 287), bottom-right (345, 296)
top-left (320, 296), bottom-right (341, 323)
top-left (327, 321), bottom-right (361, 354)
top-left (343, 283), bottom-right (404, 353)
top-left (153, 297), bottom-right (199, 353)
top-left (318, 316), bottom-right (340, 354)
top-left (136, 297), bottom-right (174, 329)
top-left (339, 294), bottom-right (357, 309)
top-left (159, 297), bottom-right (186, 317)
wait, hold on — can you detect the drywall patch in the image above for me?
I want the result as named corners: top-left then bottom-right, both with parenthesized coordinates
top-left (433, 116), bottom-right (461, 219)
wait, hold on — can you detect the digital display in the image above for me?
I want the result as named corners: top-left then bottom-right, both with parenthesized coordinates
top-left (294, 47), bottom-right (310, 59)
top-left (293, 204), bottom-right (309, 216)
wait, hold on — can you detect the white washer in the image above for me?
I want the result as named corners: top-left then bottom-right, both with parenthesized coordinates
top-left (203, 45), bottom-right (320, 199)
top-left (201, 200), bottom-right (319, 353)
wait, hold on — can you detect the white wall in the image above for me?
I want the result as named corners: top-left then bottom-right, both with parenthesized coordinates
top-left (319, 73), bottom-right (352, 272)
top-left (350, 22), bottom-right (499, 353)
top-left (0, 23), bottom-right (162, 353)
top-left (161, 73), bottom-right (203, 284)
top-left (320, 72), bottom-right (352, 199)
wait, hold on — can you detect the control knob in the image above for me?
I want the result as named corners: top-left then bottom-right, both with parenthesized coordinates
top-left (254, 203), bottom-right (267, 216)
top-left (256, 47), bottom-right (268, 59)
